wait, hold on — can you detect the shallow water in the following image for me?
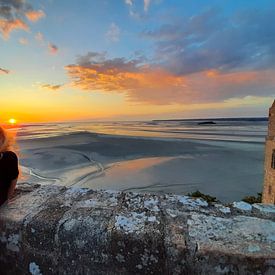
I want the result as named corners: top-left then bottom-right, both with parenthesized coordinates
top-left (16, 117), bottom-right (267, 143)
top-left (14, 118), bottom-right (267, 202)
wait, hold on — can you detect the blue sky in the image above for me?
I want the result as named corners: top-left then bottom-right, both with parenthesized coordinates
top-left (0, 0), bottom-right (274, 122)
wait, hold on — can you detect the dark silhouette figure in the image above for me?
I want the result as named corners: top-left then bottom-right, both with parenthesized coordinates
top-left (0, 126), bottom-right (19, 207)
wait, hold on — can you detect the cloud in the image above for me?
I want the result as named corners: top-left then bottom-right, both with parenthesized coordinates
top-left (124, 0), bottom-right (156, 18)
top-left (106, 23), bottom-right (120, 42)
top-left (65, 51), bottom-right (275, 105)
top-left (35, 31), bottom-right (44, 42)
top-left (19, 37), bottom-right (28, 45)
top-left (0, 18), bottom-right (28, 39)
top-left (25, 10), bottom-right (45, 22)
top-left (125, 0), bottom-right (133, 6)
top-left (0, 67), bottom-right (9, 74)
top-left (48, 43), bottom-right (58, 55)
top-left (65, 7), bottom-right (275, 106)
top-left (144, 0), bottom-right (150, 12)
top-left (35, 32), bottom-right (59, 55)
top-left (0, 0), bottom-right (45, 39)
top-left (142, 7), bottom-right (275, 75)
top-left (41, 84), bottom-right (63, 91)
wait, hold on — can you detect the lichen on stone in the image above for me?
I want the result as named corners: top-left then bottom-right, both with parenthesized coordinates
top-left (29, 262), bottom-right (42, 275)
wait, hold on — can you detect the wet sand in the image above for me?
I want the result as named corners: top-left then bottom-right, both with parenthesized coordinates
top-left (17, 132), bottom-right (264, 203)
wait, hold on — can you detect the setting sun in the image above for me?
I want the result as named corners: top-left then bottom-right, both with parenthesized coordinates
top-left (8, 118), bottom-right (17, 125)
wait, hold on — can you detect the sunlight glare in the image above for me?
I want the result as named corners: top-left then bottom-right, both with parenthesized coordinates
top-left (8, 118), bottom-right (17, 125)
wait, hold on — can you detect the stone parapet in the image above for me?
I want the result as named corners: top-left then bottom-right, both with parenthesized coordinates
top-left (0, 183), bottom-right (275, 274)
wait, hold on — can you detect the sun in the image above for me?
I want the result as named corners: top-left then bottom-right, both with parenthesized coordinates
top-left (8, 118), bottom-right (17, 125)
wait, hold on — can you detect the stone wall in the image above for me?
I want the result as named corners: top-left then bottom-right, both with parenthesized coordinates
top-left (263, 100), bottom-right (275, 204)
top-left (0, 183), bottom-right (275, 275)
top-left (268, 100), bottom-right (275, 137)
top-left (263, 139), bottom-right (275, 204)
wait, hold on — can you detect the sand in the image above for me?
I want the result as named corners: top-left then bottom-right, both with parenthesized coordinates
top-left (17, 132), bottom-right (264, 203)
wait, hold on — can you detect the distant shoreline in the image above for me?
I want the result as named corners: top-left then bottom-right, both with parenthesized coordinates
top-left (1, 116), bottom-right (268, 126)
top-left (153, 117), bottom-right (268, 122)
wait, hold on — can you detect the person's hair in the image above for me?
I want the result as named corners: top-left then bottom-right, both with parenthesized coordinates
top-left (0, 126), bottom-right (12, 152)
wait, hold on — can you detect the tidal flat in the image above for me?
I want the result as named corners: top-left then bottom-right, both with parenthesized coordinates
top-left (16, 119), bottom-right (266, 202)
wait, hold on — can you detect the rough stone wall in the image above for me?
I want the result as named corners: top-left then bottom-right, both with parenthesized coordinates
top-left (268, 100), bottom-right (275, 137)
top-left (263, 100), bottom-right (275, 204)
top-left (263, 140), bottom-right (275, 204)
top-left (0, 183), bottom-right (275, 275)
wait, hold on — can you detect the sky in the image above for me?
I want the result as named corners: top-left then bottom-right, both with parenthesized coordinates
top-left (0, 0), bottom-right (275, 123)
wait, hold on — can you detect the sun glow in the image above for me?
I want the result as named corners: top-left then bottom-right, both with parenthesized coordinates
top-left (8, 118), bottom-right (17, 125)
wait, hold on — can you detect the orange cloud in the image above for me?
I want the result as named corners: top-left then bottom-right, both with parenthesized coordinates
top-left (41, 84), bottom-right (63, 91)
top-left (206, 69), bottom-right (220, 78)
top-left (25, 10), bottom-right (45, 22)
top-left (204, 70), bottom-right (260, 84)
top-left (0, 19), bottom-right (28, 39)
top-left (65, 52), bottom-right (275, 105)
top-left (66, 58), bottom-right (275, 105)
top-left (66, 62), bottom-right (188, 104)
top-left (0, 67), bottom-right (9, 74)
top-left (0, 1), bottom-right (45, 39)
top-left (181, 69), bottom-right (275, 102)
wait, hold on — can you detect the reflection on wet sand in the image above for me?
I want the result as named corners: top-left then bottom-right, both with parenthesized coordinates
top-left (17, 128), bottom-right (264, 202)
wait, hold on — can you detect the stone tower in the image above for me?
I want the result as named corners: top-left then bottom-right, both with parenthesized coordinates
top-left (262, 100), bottom-right (275, 204)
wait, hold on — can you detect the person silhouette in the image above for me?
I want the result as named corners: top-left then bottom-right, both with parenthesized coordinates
top-left (0, 126), bottom-right (19, 207)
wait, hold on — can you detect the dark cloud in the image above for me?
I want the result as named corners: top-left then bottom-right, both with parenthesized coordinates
top-left (142, 8), bottom-right (223, 42)
top-left (76, 51), bottom-right (107, 65)
top-left (0, 67), bottom-right (9, 74)
top-left (142, 8), bottom-right (275, 75)
top-left (0, 0), bottom-right (45, 38)
top-left (73, 51), bottom-right (145, 73)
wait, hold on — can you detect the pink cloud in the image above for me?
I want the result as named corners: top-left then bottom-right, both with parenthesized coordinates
top-left (48, 43), bottom-right (58, 55)
top-left (35, 32), bottom-right (59, 56)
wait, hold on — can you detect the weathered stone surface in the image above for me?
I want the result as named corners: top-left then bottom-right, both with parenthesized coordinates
top-left (262, 100), bottom-right (275, 204)
top-left (0, 183), bottom-right (275, 274)
top-left (187, 214), bottom-right (275, 274)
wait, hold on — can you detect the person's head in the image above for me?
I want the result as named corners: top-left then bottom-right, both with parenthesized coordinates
top-left (0, 126), bottom-right (10, 153)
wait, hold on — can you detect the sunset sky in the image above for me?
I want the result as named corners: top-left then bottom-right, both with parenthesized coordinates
top-left (1, 0), bottom-right (275, 123)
